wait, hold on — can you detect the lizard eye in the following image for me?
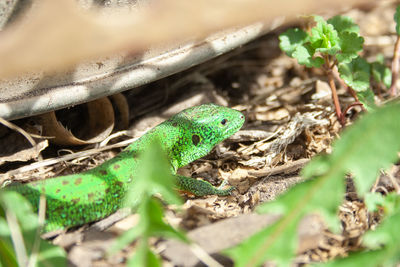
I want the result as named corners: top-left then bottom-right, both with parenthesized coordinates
top-left (221, 119), bottom-right (227, 125)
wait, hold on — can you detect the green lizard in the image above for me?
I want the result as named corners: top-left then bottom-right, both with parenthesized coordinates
top-left (4, 104), bottom-right (245, 232)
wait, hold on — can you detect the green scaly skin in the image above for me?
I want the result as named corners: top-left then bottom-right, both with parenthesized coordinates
top-left (4, 104), bottom-right (245, 232)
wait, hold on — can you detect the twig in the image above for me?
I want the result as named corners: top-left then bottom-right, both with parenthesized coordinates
top-left (390, 36), bottom-right (400, 96)
top-left (99, 130), bottom-right (129, 147)
top-left (0, 117), bottom-right (43, 161)
top-left (2, 137), bottom-right (137, 183)
top-left (189, 243), bottom-right (224, 267)
top-left (248, 158), bottom-right (309, 177)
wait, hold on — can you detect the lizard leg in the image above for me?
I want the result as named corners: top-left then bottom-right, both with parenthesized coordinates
top-left (175, 175), bottom-right (234, 196)
top-left (217, 179), bottom-right (229, 190)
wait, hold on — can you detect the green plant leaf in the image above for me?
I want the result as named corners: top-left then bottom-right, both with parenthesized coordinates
top-left (324, 16), bottom-right (364, 64)
top-left (320, 249), bottom-right (393, 267)
top-left (395, 5), bottom-right (400, 35)
top-left (338, 56), bottom-right (370, 91)
top-left (356, 88), bottom-right (376, 112)
top-left (310, 16), bottom-right (341, 55)
top-left (364, 192), bottom-right (386, 212)
top-left (279, 28), bottom-right (324, 68)
top-left (225, 103), bottom-right (400, 266)
top-left (128, 241), bottom-right (161, 267)
top-left (279, 28), bottom-right (309, 57)
top-left (0, 238), bottom-right (18, 267)
top-left (323, 197), bottom-right (400, 267)
top-left (327, 15), bottom-right (360, 34)
top-left (364, 192), bottom-right (400, 215)
top-left (224, 216), bottom-right (298, 266)
top-left (225, 171), bottom-right (345, 267)
top-left (118, 198), bottom-right (187, 265)
top-left (316, 103), bottom-right (400, 195)
top-left (363, 202), bottom-right (400, 248)
top-left (371, 60), bottom-right (392, 89)
top-left (142, 198), bottom-right (187, 242)
top-left (111, 141), bottom-right (188, 261)
top-left (336, 32), bottom-right (364, 63)
top-left (293, 44), bottom-right (324, 68)
top-left (0, 191), bottom-right (67, 267)
top-left (335, 103), bottom-right (400, 195)
top-left (125, 140), bottom-right (182, 208)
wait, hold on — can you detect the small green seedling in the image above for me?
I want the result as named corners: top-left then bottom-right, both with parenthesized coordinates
top-left (279, 15), bottom-right (383, 124)
top-left (0, 191), bottom-right (67, 267)
top-left (108, 141), bottom-right (187, 266)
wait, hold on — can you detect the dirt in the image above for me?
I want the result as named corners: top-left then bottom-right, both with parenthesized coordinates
top-left (1, 1), bottom-right (399, 266)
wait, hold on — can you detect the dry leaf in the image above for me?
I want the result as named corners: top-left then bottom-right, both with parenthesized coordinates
top-left (0, 139), bottom-right (48, 165)
top-left (37, 97), bottom-right (114, 145)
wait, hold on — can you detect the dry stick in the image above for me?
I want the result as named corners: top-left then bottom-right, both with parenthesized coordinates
top-left (189, 243), bottom-right (224, 267)
top-left (2, 137), bottom-right (137, 182)
top-left (390, 36), bottom-right (400, 96)
top-left (0, 117), bottom-right (43, 161)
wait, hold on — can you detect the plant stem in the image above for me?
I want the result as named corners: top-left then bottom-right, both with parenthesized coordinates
top-left (323, 55), bottom-right (344, 125)
top-left (343, 102), bottom-right (363, 117)
top-left (332, 66), bottom-right (360, 102)
top-left (390, 36), bottom-right (400, 96)
top-left (326, 68), bottom-right (344, 125)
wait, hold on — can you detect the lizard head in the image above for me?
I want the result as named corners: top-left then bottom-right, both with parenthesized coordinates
top-left (167, 103), bottom-right (245, 169)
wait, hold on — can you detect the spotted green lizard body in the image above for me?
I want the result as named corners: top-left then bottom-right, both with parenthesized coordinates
top-left (5, 104), bottom-right (245, 232)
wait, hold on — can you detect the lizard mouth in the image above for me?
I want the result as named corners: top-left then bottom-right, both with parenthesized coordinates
top-left (225, 111), bottom-right (245, 136)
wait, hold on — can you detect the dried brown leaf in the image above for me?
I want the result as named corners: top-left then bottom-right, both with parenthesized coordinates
top-left (0, 139), bottom-right (48, 165)
top-left (37, 97), bottom-right (114, 145)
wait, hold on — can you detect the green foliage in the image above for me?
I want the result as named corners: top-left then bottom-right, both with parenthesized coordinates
top-left (225, 174), bottom-right (344, 266)
top-left (109, 141), bottom-right (187, 266)
top-left (395, 5), bottom-right (400, 35)
top-left (305, 103), bottom-right (400, 196)
top-left (128, 241), bottom-right (162, 267)
top-left (280, 15), bottom-right (364, 67)
top-left (339, 57), bottom-right (370, 92)
top-left (0, 191), bottom-right (66, 267)
top-left (336, 32), bottom-right (364, 64)
top-left (310, 16), bottom-right (341, 55)
top-left (327, 15), bottom-right (363, 64)
top-left (225, 103), bottom-right (400, 266)
top-left (125, 140), bottom-right (182, 208)
top-left (280, 15), bottom-right (376, 114)
top-left (327, 15), bottom-right (360, 34)
top-left (322, 195), bottom-right (400, 267)
top-left (338, 57), bottom-right (376, 110)
top-left (279, 28), bottom-right (308, 57)
top-left (279, 28), bottom-right (323, 68)
top-left (371, 55), bottom-right (392, 89)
